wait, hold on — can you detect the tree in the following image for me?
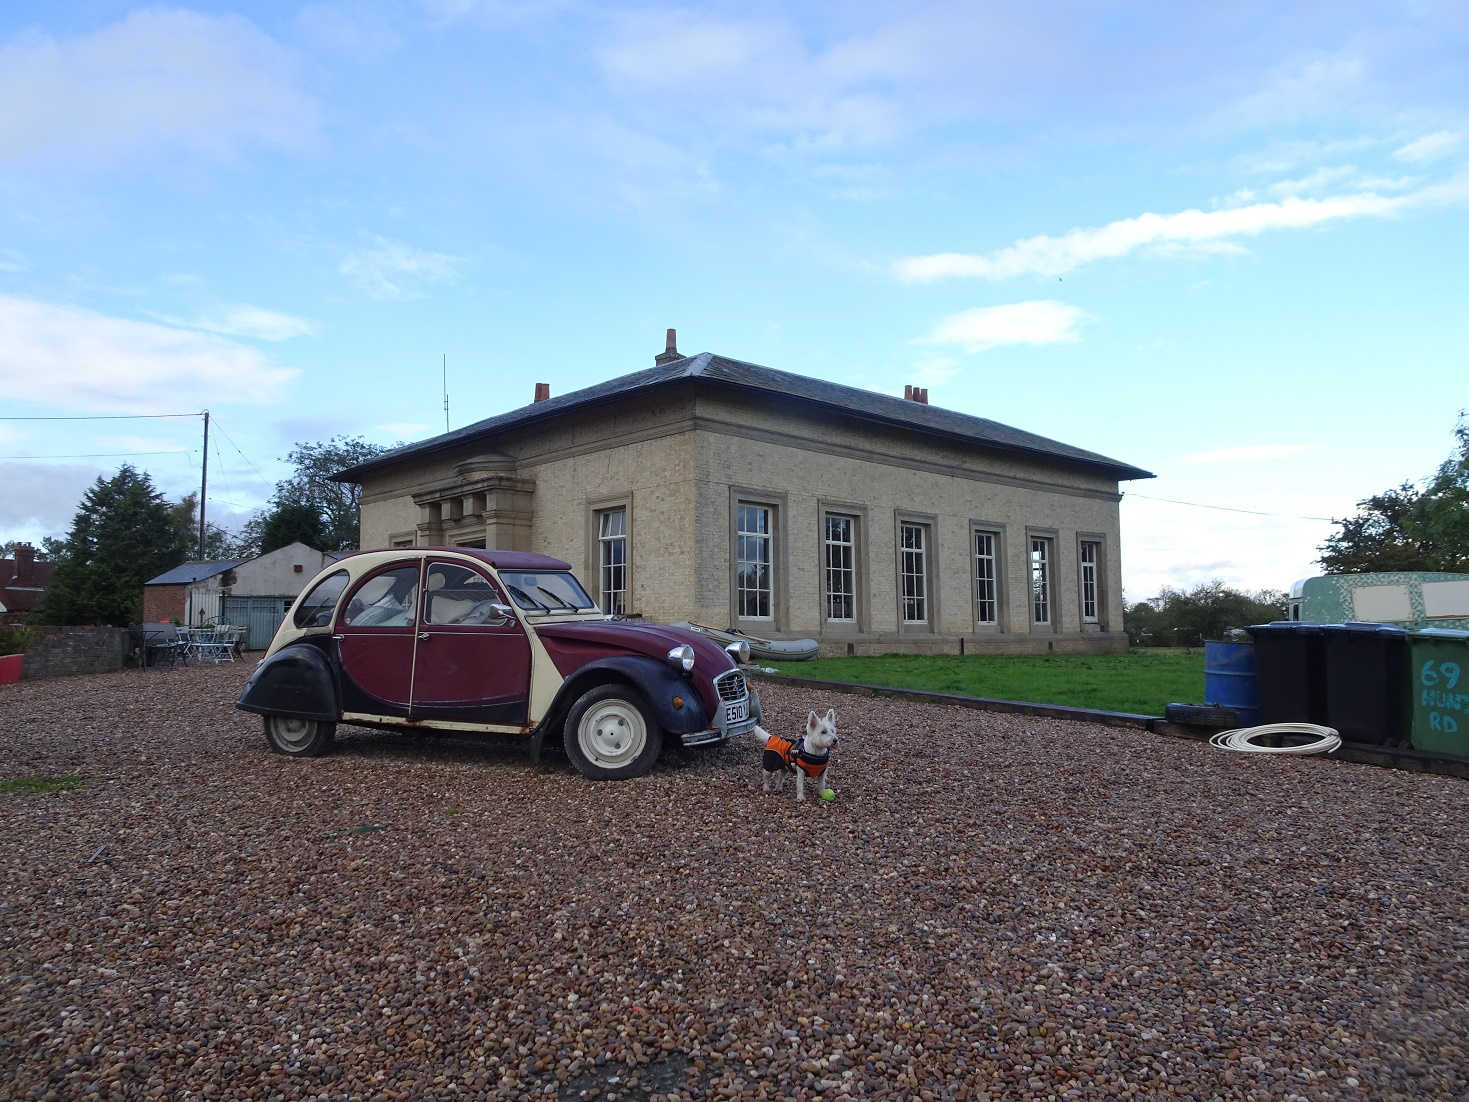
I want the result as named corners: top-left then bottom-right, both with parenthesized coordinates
top-left (272, 435), bottom-right (387, 552)
top-left (36, 465), bottom-right (190, 625)
top-left (167, 493), bottom-right (240, 561)
top-left (1319, 415), bottom-right (1469, 573)
top-left (259, 500), bottom-right (327, 554)
top-left (1125, 581), bottom-right (1286, 647)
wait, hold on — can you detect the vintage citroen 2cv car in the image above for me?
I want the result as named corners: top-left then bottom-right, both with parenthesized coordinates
top-left (236, 548), bottom-right (760, 779)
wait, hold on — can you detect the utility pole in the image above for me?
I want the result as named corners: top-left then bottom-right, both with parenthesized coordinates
top-left (198, 410), bottom-right (210, 560)
top-left (443, 353), bottom-right (450, 432)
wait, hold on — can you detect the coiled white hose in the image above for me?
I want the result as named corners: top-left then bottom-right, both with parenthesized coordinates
top-left (1209, 723), bottom-right (1342, 755)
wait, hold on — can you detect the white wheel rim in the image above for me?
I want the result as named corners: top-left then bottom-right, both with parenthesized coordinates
top-left (271, 716), bottom-right (316, 751)
top-left (578, 701), bottom-right (646, 769)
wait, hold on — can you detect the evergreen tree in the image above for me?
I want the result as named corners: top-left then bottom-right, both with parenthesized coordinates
top-left (259, 500), bottom-right (328, 554)
top-left (37, 465), bottom-right (190, 625)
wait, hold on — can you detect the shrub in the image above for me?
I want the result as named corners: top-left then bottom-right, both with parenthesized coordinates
top-left (0, 625), bottom-right (32, 655)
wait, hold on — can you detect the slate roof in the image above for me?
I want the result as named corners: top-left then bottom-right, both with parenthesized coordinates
top-left (144, 560), bottom-right (243, 586)
top-left (333, 352), bottom-right (1153, 483)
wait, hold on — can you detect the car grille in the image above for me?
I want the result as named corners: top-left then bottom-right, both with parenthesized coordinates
top-left (715, 670), bottom-right (747, 703)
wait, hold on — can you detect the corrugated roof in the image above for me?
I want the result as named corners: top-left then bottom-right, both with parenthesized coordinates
top-left (332, 352), bottom-right (1153, 482)
top-left (144, 560), bottom-right (243, 586)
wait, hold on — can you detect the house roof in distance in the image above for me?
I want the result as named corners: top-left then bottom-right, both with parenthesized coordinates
top-left (333, 351), bottom-right (1154, 483)
top-left (145, 560), bottom-right (243, 586)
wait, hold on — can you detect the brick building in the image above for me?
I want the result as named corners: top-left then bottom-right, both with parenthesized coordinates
top-left (334, 333), bottom-right (1153, 655)
top-left (1, 544), bottom-right (56, 624)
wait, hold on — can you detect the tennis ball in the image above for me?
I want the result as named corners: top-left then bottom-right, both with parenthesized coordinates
top-left (821, 788), bottom-right (836, 802)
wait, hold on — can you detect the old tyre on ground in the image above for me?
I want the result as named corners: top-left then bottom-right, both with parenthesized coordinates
top-left (563, 684), bottom-right (662, 780)
top-left (264, 715), bottom-right (336, 757)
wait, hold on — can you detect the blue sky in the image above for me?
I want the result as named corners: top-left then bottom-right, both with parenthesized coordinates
top-left (1, 0), bottom-right (1465, 601)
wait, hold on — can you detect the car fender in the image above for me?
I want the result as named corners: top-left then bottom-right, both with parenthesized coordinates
top-left (236, 642), bottom-right (339, 722)
top-left (544, 655), bottom-right (708, 737)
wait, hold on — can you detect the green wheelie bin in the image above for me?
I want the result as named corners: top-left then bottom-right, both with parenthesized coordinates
top-left (1405, 628), bottom-right (1469, 757)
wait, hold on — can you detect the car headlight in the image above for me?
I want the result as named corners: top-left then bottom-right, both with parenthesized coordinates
top-left (666, 644), bottom-right (695, 673)
top-left (724, 639), bottom-right (750, 665)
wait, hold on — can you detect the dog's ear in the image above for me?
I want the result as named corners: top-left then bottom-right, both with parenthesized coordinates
top-left (824, 708), bottom-right (836, 725)
top-left (807, 710), bottom-right (818, 731)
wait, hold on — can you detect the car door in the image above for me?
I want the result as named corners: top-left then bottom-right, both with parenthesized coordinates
top-left (334, 561), bottom-right (423, 717)
top-left (412, 558), bottom-right (532, 725)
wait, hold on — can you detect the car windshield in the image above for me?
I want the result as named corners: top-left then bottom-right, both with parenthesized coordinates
top-left (498, 570), bottom-right (597, 613)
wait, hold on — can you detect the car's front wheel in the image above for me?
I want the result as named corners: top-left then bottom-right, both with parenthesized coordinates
top-left (264, 715), bottom-right (336, 757)
top-left (564, 684), bottom-right (662, 780)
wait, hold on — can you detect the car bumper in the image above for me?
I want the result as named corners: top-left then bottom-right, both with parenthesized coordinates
top-left (683, 688), bottom-right (762, 747)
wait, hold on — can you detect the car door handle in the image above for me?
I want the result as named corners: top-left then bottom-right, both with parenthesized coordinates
top-left (419, 631), bottom-right (431, 640)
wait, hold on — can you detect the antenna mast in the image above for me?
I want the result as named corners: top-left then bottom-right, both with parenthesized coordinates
top-left (442, 354), bottom-right (449, 432)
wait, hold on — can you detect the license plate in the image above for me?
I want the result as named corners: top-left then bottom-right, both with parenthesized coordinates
top-left (725, 698), bottom-right (749, 724)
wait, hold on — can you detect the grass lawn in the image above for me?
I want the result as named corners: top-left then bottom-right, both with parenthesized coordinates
top-left (763, 649), bottom-right (1206, 716)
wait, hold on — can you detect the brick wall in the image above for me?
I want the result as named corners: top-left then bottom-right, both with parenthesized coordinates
top-left (143, 584), bottom-right (186, 624)
top-left (21, 626), bottom-right (129, 680)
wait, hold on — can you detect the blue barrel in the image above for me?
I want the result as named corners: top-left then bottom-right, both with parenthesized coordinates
top-left (1204, 640), bottom-right (1259, 728)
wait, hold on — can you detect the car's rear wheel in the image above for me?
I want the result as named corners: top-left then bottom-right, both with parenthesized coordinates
top-left (264, 715), bottom-right (336, 757)
top-left (564, 684), bottom-right (662, 780)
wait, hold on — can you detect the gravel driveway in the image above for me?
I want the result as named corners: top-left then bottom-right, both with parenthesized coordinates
top-left (3, 664), bottom-right (1467, 1101)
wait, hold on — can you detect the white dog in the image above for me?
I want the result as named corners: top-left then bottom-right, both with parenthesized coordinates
top-left (758, 709), bottom-right (839, 801)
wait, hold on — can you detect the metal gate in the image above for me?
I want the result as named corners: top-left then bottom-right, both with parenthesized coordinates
top-left (220, 596), bottom-right (293, 650)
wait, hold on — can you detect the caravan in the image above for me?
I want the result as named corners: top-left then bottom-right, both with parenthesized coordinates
top-left (1287, 571), bottom-right (1469, 629)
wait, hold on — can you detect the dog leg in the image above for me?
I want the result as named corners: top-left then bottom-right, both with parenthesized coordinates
top-left (821, 762), bottom-right (833, 795)
top-left (795, 770), bottom-right (806, 801)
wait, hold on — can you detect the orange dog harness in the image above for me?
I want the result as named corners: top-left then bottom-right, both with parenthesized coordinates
top-left (762, 731), bottom-right (830, 780)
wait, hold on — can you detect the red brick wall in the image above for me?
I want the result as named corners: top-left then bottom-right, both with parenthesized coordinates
top-left (143, 585), bottom-right (186, 623)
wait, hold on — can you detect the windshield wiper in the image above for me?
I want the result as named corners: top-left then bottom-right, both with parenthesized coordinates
top-left (534, 585), bottom-right (577, 611)
top-left (506, 584), bottom-right (549, 612)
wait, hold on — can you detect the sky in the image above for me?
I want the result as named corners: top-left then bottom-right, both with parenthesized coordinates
top-left (1, 0), bottom-right (1466, 603)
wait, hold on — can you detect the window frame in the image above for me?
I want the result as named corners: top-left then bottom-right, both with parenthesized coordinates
top-left (1078, 534), bottom-right (1105, 629)
top-left (970, 521), bottom-right (1006, 631)
top-left (585, 495), bottom-right (633, 617)
top-left (729, 488), bottom-right (787, 629)
top-left (1027, 529), bottom-right (1057, 630)
top-left (819, 501), bottom-right (869, 632)
top-left (894, 510), bottom-right (938, 633)
top-left (596, 505), bottom-right (629, 616)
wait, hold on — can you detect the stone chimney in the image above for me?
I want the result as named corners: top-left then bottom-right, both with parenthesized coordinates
top-left (654, 328), bottom-right (681, 366)
top-left (13, 543), bottom-right (34, 584)
top-left (905, 385), bottom-right (929, 404)
top-left (534, 382), bottom-right (550, 403)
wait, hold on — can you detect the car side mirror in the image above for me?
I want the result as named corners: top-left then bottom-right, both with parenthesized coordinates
top-left (488, 600), bottom-right (514, 620)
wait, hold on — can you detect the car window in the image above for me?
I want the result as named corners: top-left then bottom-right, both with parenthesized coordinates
top-left (342, 566), bottom-right (421, 628)
top-left (424, 563), bottom-right (507, 625)
top-left (293, 570), bottom-right (348, 629)
top-left (498, 570), bottom-right (597, 612)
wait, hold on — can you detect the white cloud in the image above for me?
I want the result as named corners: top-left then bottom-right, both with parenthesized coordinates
top-left (1177, 443), bottom-right (1310, 465)
top-left (0, 248), bottom-right (26, 273)
top-left (419, 0), bottom-right (568, 25)
top-left (1222, 52), bottom-right (1368, 129)
top-left (177, 306), bottom-right (316, 342)
top-left (340, 235), bottom-right (464, 300)
top-left (0, 9), bottom-right (317, 165)
top-left (913, 301), bottom-right (1088, 353)
top-left (0, 294), bottom-right (299, 412)
top-left (297, 1), bottom-right (400, 61)
top-left (1394, 130), bottom-right (1463, 163)
top-left (893, 182), bottom-right (1462, 283)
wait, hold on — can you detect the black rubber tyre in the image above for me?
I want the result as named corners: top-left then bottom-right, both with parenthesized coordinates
top-left (1164, 702), bottom-right (1240, 728)
top-left (563, 684), bottom-right (662, 780)
top-left (264, 715), bottom-right (336, 757)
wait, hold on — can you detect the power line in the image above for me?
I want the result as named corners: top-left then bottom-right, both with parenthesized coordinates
top-left (2, 450), bottom-right (191, 460)
top-left (1123, 491), bottom-right (1335, 522)
top-left (206, 415), bottom-right (271, 483)
top-left (0, 412), bottom-right (203, 421)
